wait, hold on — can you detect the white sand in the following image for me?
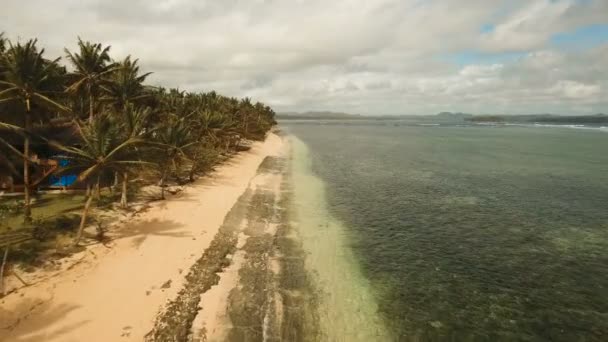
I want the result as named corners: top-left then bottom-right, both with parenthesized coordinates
top-left (0, 133), bottom-right (283, 342)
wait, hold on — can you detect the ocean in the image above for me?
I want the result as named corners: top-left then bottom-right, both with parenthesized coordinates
top-left (283, 121), bottom-right (608, 341)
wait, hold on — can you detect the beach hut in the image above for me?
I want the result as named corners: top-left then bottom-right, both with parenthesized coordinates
top-left (0, 120), bottom-right (82, 192)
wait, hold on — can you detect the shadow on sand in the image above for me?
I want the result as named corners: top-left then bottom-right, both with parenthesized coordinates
top-left (110, 218), bottom-right (194, 249)
top-left (0, 298), bottom-right (88, 342)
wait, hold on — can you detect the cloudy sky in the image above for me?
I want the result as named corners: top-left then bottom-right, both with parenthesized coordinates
top-left (2, 0), bottom-right (607, 115)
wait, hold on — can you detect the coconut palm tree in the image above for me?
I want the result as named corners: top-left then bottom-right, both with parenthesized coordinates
top-left (115, 103), bottom-right (153, 208)
top-left (186, 110), bottom-right (229, 181)
top-left (65, 38), bottom-right (115, 122)
top-left (238, 97), bottom-right (253, 136)
top-left (0, 33), bottom-right (6, 56)
top-left (50, 113), bottom-right (150, 245)
top-left (0, 39), bottom-right (68, 223)
top-left (3, 34), bottom-right (278, 230)
top-left (99, 57), bottom-right (153, 198)
top-left (153, 115), bottom-right (197, 199)
top-left (101, 56), bottom-right (152, 110)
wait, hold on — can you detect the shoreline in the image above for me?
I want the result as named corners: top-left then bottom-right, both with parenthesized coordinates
top-left (0, 133), bottom-right (285, 341)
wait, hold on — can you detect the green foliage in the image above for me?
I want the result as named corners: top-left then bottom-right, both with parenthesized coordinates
top-left (65, 38), bottom-right (115, 121)
top-left (0, 38), bottom-right (68, 115)
top-left (101, 56), bottom-right (152, 110)
top-left (0, 32), bottom-right (6, 54)
top-left (0, 199), bottom-right (22, 226)
top-left (50, 112), bottom-right (150, 182)
top-left (0, 33), bottom-right (276, 253)
top-left (7, 214), bottom-right (81, 264)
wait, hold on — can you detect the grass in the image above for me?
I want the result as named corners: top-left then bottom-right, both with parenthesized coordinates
top-left (0, 193), bottom-right (86, 233)
top-left (0, 190), bottom-right (124, 266)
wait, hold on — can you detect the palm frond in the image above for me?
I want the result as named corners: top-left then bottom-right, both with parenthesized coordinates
top-left (32, 92), bottom-right (70, 112)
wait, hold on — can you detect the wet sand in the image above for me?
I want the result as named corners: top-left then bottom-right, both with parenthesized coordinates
top-left (0, 133), bottom-right (284, 342)
top-left (146, 139), bottom-right (321, 341)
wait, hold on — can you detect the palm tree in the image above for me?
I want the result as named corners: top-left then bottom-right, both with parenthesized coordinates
top-left (99, 57), bottom-right (152, 198)
top-left (187, 110), bottom-right (228, 181)
top-left (50, 113), bottom-right (149, 245)
top-left (65, 38), bottom-right (115, 122)
top-left (115, 103), bottom-right (152, 208)
top-left (239, 97), bottom-right (253, 136)
top-left (3, 34), bottom-right (279, 231)
top-left (101, 56), bottom-right (152, 110)
top-left (0, 33), bottom-right (6, 56)
top-left (0, 39), bottom-right (68, 223)
top-left (153, 115), bottom-right (197, 199)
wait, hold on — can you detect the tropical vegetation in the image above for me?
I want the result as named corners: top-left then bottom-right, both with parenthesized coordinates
top-left (0, 33), bottom-right (276, 250)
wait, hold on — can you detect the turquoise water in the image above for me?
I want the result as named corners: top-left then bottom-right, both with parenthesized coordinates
top-left (289, 136), bottom-right (392, 341)
top-left (286, 122), bottom-right (608, 341)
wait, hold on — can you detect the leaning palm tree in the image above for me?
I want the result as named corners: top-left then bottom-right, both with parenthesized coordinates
top-left (50, 113), bottom-right (150, 245)
top-left (0, 39), bottom-right (68, 223)
top-left (65, 38), bottom-right (115, 122)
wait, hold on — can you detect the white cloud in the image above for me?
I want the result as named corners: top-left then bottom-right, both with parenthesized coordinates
top-left (479, 0), bottom-right (608, 53)
top-left (460, 64), bottom-right (504, 77)
top-left (0, 0), bottom-right (606, 115)
top-left (551, 81), bottom-right (601, 100)
top-left (479, 0), bottom-right (572, 52)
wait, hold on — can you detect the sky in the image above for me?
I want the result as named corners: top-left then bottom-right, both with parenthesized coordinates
top-left (1, 0), bottom-right (607, 115)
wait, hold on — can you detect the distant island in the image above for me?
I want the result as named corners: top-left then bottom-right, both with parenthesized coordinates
top-left (277, 111), bottom-right (363, 120)
top-left (277, 111), bottom-right (467, 121)
top-left (435, 112), bottom-right (474, 119)
top-left (278, 111), bottom-right (608, 125)
top-left (467, 114), bottom-right (608, 124)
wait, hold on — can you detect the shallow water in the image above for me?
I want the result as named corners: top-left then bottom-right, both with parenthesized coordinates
top-left (289, 137), bottom-right (392, 341)
top-left (285, 122), bottom-right (608, 341)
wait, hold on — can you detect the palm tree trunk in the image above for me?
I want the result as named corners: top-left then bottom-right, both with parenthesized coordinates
top-left (120, 172), bottom-right (128, 209)
top-left (88, 87), bottom-right (94, 123)
top-left (0, 247), bottom-right (8, 296)
top-left (95, 175), bottom-right (101, 200)
top-left (189, 164), bottom-right (197, 182)
top-left (159, 169), bottom-right (167, 200)
top-left (113, 172), bottom-right (119, 192)
top-left (75, 191), bottom-right (95, 246)
top-left (189, 150), bottom-right (199, 182)
top-left (23, 102), bottom-right (32, 224)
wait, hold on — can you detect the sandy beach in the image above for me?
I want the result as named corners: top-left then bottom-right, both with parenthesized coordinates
top-left (0, 133), bottom-right (285, 342)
